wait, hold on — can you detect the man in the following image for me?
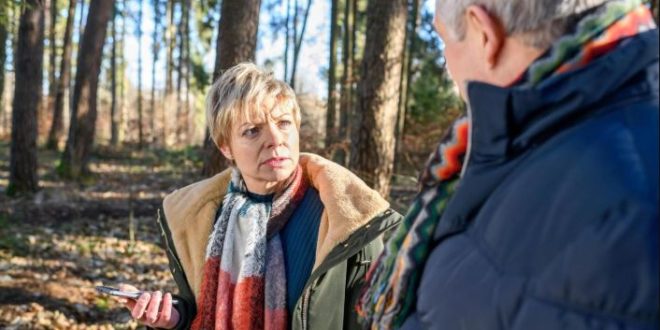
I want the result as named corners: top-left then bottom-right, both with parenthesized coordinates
top-left (359, 0), bottom-right (658, 329)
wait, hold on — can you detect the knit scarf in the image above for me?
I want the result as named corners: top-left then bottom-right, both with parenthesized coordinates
top-left (357, 1), bottom-right (656, 328)
top-left (192, 165), bottom-right (308, 330)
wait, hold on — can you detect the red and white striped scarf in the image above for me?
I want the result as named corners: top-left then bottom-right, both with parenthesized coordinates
top-left (192, 165), bottom-right (308, 330)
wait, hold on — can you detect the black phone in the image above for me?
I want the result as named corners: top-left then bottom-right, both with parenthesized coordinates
top-left (95, 286), bottom-right (180, 305)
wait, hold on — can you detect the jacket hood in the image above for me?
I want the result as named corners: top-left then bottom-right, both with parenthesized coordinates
top-left (465, 29), bottom-right (659, 165)
top-left (162, 153), bottom-right (390, 299)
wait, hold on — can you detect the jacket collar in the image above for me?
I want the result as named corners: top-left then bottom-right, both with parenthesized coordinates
top-left (162, 153), bottom-right (390, 298)
top-left (464, 30), bottom-right (659, 166)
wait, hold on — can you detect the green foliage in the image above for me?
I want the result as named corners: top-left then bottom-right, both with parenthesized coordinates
top-left (407, 11), bottom-right (462, 123)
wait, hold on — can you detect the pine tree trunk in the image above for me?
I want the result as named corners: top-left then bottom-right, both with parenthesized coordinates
top-left (137, 0), bottom-right (144, 148)
top-left (176, 0), bottom-right (186, 145)
top-left (0, 2), bottom-right (8, 130)
top-left (9, 0), bottom-right (45, 195)
top-left (47, 0), bottom-right (77, 150)
top-left (290, 0), bottom-right (312, 90)
top-left (164, 0), bottom-right (175, 145)
top-left (336, 0), bottom-right (355, 165)
top-left (48, 0), bottom-right (57, 117)
top-left (202, 0), bottom-right (262, 177)
top-left (349, 0), bottom-right (407, 198)
top-left (150, 0), bottom-right (160, 144)
top-left (60, 0), bottom-right (115, 179)
top-left (110, 2), bottom-right (119, 146)
top-left (325, 0), bottom-right (339, 150)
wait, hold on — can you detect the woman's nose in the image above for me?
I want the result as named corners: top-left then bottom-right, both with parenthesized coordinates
top-left (264, 122), bottom-right (285, 148)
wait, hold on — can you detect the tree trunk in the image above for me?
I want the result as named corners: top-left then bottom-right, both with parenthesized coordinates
top-left (164, 0), bottom-right (175, 145)
top-left (290, 0), bottom-right (312, 90)
top-left (184, 0), bottom-right (191, 145)
top-left (48, 0), bottom-right (57, 116)
top-left (349, 0), bottom-right (407, 197)
top-left (60, 0), bottom-right (115, 179)
top-left (47, 0), bottom-right (77, 150)
top-left (336, 0), bottom-right (355, 165)
top-left (394, 0), bottom-right (419, 172)
top-left (202, 0), bottom-right (262, 177)
top-left (150, 0), bottom-right (160, 144)
top-left (283, 0), bottom-right (291, 81)
top-left (0, 2), bottom-right (8, 130)
top-left (110, 1), bottom-right (119, 146)
top-left (325, 0), bottom-right (339, 150)
top-left (137, 0), bottom-right (144, 148)
top-left (9, 0), bottom-right (45, 195)
top-left (176, 0), bottom-right (187, 144)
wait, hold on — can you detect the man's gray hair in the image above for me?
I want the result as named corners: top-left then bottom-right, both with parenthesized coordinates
top-left (436, 0), bottom-right (610, 49)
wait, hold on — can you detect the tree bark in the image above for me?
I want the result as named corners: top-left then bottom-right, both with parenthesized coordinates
top-left (202, 0), bottom-right (262, 177)
top-left (349, 0), bottom-right (407, 197)
top-left (0, 2), bottom-right (8, 130)
top-left (48, 0), bottom-right (58, 116)
top-left (110, 1), bottom-right (119, 146)
top-left (336, 0), bottom-right (355, 165)
top-left (9, 0), bottom-right (45, 195)
top-left (137, 0), bottom-right (144, 148)
top-left (325, 0), bottom-right (339, 150)
top-left (290, 0), bottom-right (312, 90)
top-left (47, 0), bottom-right (77, 150)
top-left (150, 0), bottom-right (160, 144)
top-left (60, 0), bottom-right (115, 178)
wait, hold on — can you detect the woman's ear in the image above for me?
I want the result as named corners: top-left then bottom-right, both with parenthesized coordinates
top-left (219, 145), bottom-right (233, 160)
top-left (464, 5), bottom-right (506, 69)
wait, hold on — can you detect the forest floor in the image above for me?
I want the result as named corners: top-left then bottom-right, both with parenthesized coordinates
top-left (0, 139), bottom-right (424, 329)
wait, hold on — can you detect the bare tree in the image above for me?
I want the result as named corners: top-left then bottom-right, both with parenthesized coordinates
top-left (47, 0), bottom-right (77, 150)
top-left (202, 0), bottom-right (262, 176)
top-left (60, 0), bottom-right (115, 178)
top-left (349, 0), bottom-right (407, 197)
top-left (9, 0), bottom-right (45, 195)
top-left (289, 0), bottom-right (312, 89)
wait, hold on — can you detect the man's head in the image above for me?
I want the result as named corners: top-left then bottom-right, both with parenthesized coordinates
top-left (434, 0), bottom-right (608, 98)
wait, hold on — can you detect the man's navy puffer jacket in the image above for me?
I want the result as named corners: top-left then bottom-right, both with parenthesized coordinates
top-left (403, 30), bottom-right (659, 329)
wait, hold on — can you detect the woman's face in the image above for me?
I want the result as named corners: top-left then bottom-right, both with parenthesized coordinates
top-left (220, 100), bottom-right (300, 195)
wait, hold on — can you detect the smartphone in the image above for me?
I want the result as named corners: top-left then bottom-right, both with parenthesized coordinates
top-left (95, 286), bottom-right (179, 305)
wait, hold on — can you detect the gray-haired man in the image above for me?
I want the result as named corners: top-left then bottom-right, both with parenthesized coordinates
top-left (359, 0), bottom-right (658, 328)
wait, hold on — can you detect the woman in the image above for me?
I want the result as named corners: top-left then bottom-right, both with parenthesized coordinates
top-left (120, 63), bottom-right (401, 329)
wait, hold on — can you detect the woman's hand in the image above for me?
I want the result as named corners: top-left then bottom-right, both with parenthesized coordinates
top-left (118, 284), bottom-right (180, 329)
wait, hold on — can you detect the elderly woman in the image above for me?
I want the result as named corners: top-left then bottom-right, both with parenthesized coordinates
top-left (120, 63), bottom-right (401, 329)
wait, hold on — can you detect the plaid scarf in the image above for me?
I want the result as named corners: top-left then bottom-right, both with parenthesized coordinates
top-left (192, 165), bottom-right (308, 330)
top-left (357, 1), bottom-right (656, 328)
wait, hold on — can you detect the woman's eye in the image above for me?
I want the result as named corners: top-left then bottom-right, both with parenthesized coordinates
top-left (242, 127), bottom-right (260, 137)
top-left (278, 120), bottom-right (292, 129)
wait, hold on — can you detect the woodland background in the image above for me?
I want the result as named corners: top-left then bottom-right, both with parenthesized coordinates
top-left (0, 0), bottom-right (658, 328)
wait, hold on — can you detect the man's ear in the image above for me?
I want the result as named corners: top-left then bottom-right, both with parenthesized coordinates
top-left (464, 5), bottom-right (506, 69)
top-left (219, 145), bottom-right (233, 160)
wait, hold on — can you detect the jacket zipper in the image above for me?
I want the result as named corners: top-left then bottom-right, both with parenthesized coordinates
top-left (299, 278), bottom-right (317, 330)
top-left (460, 102), bottom-right (474, 177)
top-left (156, 209), bottom-right (185, 276)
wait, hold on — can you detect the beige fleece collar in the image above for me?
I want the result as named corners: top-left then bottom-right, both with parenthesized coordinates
top-left (162, 153), bottom-right (390, 298)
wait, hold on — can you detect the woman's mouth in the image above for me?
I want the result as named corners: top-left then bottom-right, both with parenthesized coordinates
top-left (262, 157), bottom-right (290, 168)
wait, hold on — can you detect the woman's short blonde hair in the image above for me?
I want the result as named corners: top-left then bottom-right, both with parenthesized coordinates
top-left (206, 62), bottom-right (301, 148)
